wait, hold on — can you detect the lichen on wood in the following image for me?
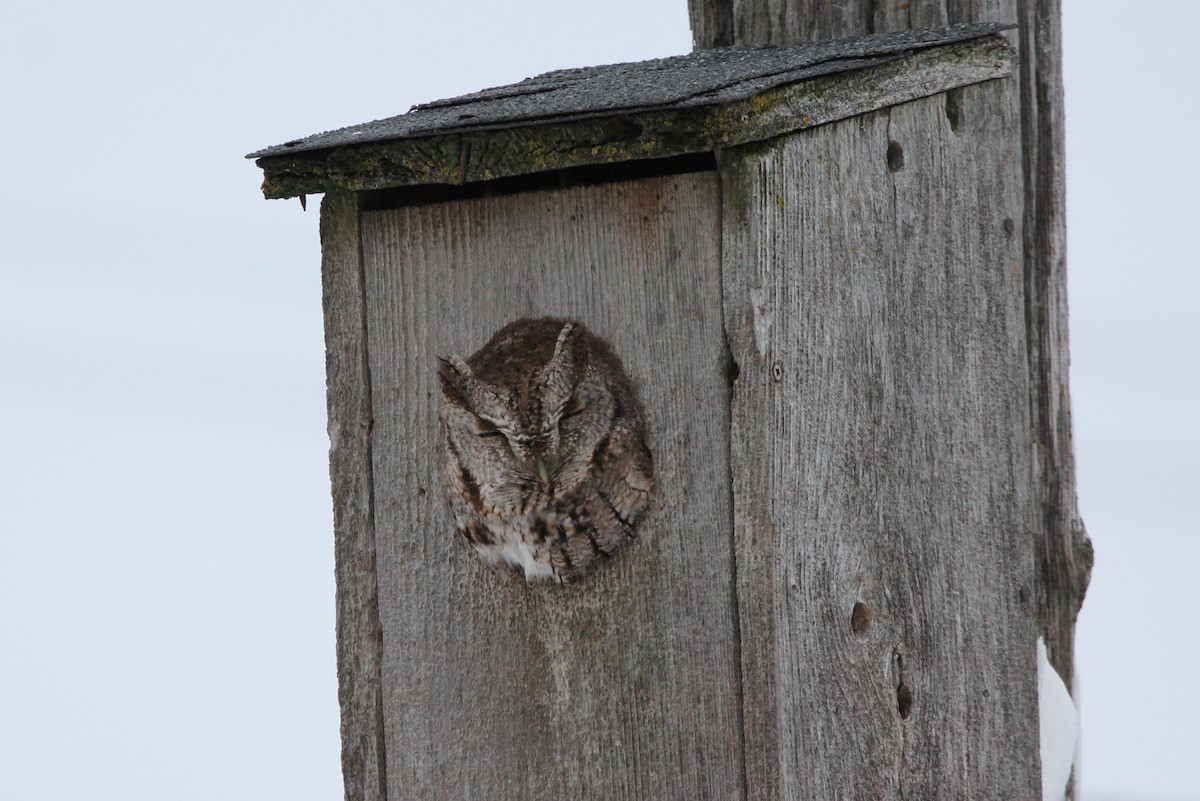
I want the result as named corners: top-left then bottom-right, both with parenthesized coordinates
top-left (256, 36), bottom-right (1012, 199)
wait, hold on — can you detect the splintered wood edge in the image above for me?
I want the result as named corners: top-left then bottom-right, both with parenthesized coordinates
top-left (256, 35), bottom-right (1013, 199)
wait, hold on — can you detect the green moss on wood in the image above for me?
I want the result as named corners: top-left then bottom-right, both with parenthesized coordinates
top-left (257, 36), bottom-right (1012, 199)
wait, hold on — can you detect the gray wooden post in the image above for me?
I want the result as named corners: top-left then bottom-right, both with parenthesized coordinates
top-left (250, 22), bottom-right (1082, 801)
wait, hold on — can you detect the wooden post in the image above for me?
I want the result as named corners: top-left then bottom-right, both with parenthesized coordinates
top-left (250, 23), bottom-right (1081, 801)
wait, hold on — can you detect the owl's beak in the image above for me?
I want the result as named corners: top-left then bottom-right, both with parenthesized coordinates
top-left (534, 455), bottom-right (551, 484)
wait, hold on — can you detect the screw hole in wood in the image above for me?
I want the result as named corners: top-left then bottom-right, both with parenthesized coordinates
top-left (850, 601), bottom-right (873, 633)
top-left (944, 88), bottom-right (963, 132)
top-left (725, 352), bottom-right (741, 387)
top-left (896, 682), bottom-right (914, 718)
top-left (893, 648), bottom-right (913, 718)
top-left (886, 140), bottom-right (905, 172)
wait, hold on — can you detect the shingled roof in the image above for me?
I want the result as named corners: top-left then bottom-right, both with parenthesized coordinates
top-left (249, 22), bottom-right (1014, 199)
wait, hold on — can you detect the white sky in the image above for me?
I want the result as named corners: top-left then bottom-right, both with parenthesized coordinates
top-left (1, 1), bottom-right (1195, 799)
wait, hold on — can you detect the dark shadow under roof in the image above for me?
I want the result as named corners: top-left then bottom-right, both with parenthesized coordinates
top-left (249, 22), bottom-right (1011, 160)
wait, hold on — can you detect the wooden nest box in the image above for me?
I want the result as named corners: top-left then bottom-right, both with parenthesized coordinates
top-left (250, 22), bottom-right (1056, 800)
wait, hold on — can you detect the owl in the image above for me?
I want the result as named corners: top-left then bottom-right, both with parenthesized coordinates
top-left (437, 317), bottom-right (655, 583)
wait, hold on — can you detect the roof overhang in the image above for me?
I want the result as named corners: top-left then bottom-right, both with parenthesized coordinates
top-left (249, 22), bottom-right (1014, 200)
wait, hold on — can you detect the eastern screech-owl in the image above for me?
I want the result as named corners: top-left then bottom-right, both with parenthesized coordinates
top-left (437, 317), bottom-right (655, 583)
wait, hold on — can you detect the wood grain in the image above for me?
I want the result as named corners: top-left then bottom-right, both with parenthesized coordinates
top-left (690, 0), bottom-right (1092, 707)
top-left (720, 85), bottom-right (1040, 799)
top-left (359, 173), bottom-right (743, 800)
top-left (1014, 0), bottom-right (1093, 689)
top-left (320, 191), bottom-right (387, 801)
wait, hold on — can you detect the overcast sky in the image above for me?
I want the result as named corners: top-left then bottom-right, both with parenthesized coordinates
top-left (1, 1), bottom-right (1195, 799)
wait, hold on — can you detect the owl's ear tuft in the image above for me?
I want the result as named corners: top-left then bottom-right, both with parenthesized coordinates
top-left (553, 322), bottom-right (577, 362)
top-left (545, 321), bottom-right (577, 379)
top-left (537, 322), bottom-right (578, 413)
top-left (437, 355), bottom-right (473, 408)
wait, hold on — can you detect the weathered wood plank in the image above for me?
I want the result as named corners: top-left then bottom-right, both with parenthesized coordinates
top-left (693, 0), bottom-right (1093, 725)
top-left (719, 85), bottom-right (1039, 800)
top-left (256, 36), bottom-right (1011, 199)
top-left (359, 173), bottom-right (743, 800)
top-left (320, 191), bottom-right (386, 801)
top-left (688, 0), bottom-right (734, 48)
top-left (1013, 0), bottom-right (1093, 691)
top-left (717, 0), bottom-right (983, 46)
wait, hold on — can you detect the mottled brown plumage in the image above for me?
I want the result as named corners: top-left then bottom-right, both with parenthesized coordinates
top-left (437, 318), bottom-right (654, 582)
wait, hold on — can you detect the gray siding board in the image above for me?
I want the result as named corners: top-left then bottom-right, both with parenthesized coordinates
top-left (359, 173), bottom-right (744, 800)
top-left (719, 86), bottom-right (1040, 800)
top-left (321, 191), bottom-right (388, 801)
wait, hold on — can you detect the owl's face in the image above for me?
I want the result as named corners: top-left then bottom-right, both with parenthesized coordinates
top-left (438, 322), bottom-right (613, 509)
top-left (436, 318), bottom-right (654, 583)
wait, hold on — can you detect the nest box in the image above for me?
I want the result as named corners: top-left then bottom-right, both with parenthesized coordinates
top-left (250, 22), bottom-right (1044, 800)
